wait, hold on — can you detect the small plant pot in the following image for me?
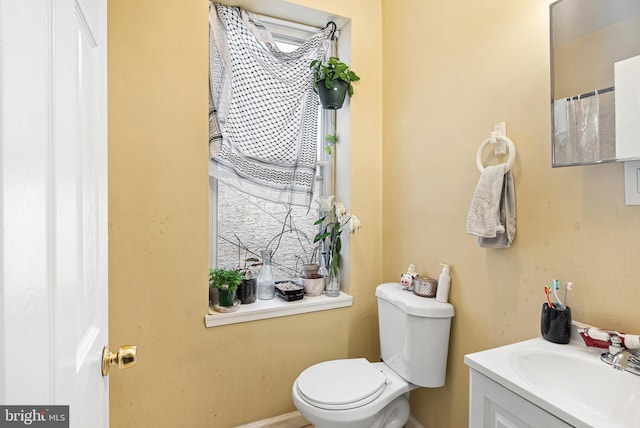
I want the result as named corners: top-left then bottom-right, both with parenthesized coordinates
top-left (303, 275), bottom-right (325, 297)
top-left (218, 288), bottom-right (236, 307)
top-left (236, 278), bottom-right (257, 304)
top-left (301, 263), bottom-right (319, 278)
top-left (209, 287), bottom-right (219, 306)
top-left (317, 79), bottom-right (348, 110)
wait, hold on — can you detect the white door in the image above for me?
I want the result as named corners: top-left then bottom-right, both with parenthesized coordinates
top-left (0, 0), bottom-right (110, 426)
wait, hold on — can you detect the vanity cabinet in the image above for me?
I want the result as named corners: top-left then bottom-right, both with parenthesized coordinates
top-left (469, 369), bottom-right (571, 428)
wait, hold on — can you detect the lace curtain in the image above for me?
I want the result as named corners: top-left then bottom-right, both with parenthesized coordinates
top-left (208, 3), bottom-right (331, 207)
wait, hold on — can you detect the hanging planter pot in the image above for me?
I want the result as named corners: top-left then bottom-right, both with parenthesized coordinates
top-left (310, 57), bottom-right (360, 111)
top-left (316, 79), bottom-right (349, 110)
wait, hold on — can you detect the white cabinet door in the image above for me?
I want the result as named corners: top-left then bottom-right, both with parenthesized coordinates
top-left (469, 370), bottom-right (571, 428)
top-left (0, 0), bottom-right (108, 426)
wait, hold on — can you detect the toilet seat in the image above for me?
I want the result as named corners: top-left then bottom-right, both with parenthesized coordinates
top-left (296, 358), bottom-right (388, 410)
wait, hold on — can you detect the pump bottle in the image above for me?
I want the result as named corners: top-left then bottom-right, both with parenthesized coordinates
top-left (436, 263), bottom-right (451, 303)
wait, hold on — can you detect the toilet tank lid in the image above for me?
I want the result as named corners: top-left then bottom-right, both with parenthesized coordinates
top-left (375, 282), bottom-right (454, 318)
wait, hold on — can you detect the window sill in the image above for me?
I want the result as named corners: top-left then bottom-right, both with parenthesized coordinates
top-left (204, 292), bottom-right (353, 327)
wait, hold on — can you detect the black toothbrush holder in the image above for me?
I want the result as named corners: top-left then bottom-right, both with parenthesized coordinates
top-left (540, 302), bottom-right (572, 344)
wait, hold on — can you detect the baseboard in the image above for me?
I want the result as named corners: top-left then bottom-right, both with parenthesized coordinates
top-left (405, 415), bottom-right (425, 428)
top-left (234, 410), bottom-right (423, 428)
top-left (234, 411), bottom-right (311, 428)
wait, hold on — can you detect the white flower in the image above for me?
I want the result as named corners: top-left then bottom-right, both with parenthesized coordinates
top-left (316, 195), bottom-right (335, 212)
top-left (334, 202), bottom-right (348, 222)
top-left (348, 215), bottom-right (362, 234)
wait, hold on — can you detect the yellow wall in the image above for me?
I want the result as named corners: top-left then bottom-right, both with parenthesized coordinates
top-left (382, 1), bottom-right (640, 427)
top-left (108, 0), bottom-right (382, 426)
top-left (109, 0), bottom-right (640, 427)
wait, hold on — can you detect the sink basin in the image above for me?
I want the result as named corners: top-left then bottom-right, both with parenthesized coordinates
top-left (465, 333), bottom-right (640, 428)
top-left (511, 348), bottom-right (640, 427)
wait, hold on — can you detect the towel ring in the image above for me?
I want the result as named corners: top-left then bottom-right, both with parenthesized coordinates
top-left (476, 135), bottom-right (516, 173)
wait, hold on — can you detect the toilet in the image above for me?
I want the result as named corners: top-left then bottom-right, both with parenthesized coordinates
top-left (292, 282), bottom-right (455, 428)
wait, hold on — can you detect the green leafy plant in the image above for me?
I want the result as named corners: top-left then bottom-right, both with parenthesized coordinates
top-left (313, 196), bottom-right (361, 276)
top-left (310, 57), bottom-right (360, 97)
top-left (209, 268), bottom-right (243, 293)
top-left (324, 134), bottom-right (337, 154)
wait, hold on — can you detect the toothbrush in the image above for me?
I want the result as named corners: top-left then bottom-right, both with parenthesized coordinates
top-left (562, 282), bottom-right (573, 308)
top-left (552, 279), bottom-right (562, 308)
top-left (544, 286), bottom-right (553, 308)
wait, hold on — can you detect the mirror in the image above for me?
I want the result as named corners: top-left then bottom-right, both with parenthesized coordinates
top-left (551, 0), bottom-right (640, 167)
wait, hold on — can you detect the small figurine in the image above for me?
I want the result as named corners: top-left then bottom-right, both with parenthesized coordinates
top-left (400, 264), bottom-right (418, 291)
top-left (400, 273), bottom-right (413, 290)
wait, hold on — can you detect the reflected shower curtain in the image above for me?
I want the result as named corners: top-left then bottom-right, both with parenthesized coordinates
top-left (554, 90), bottom-right (615, 165)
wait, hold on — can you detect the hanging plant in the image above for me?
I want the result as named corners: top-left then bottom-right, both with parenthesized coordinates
top-left (324, 134), bottom-right (337, 154)
top-left (310, 57), bottom-right (360, 109)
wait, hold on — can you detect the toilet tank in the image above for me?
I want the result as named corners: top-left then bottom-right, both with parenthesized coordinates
top-left (375, 282), bottom-right (454, 387)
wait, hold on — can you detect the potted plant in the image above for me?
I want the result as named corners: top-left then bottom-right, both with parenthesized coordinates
top-left (209, 268), bottom-right (243, 309)
top-left (310, 56), bottom-right (360, 109)
top-left (313, 196), bottom-right (361, 296)
top-left (236, 257), bottom-right (260, 304)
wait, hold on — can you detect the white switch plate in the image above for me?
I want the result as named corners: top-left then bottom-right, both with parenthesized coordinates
top-left (624, 160), bottom-right (640, 205)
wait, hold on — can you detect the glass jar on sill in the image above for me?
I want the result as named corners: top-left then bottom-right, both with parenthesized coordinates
top-left (257, 249), bottom-right (275, 300)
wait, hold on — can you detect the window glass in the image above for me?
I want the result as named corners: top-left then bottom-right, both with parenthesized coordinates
top-left (216, 181), bottom-right (321, 278)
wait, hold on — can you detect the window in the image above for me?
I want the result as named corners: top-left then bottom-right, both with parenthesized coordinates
top-left (205, 10), bottom-right (354, 328)
top-left (209, 16), bottom-right (336, 280)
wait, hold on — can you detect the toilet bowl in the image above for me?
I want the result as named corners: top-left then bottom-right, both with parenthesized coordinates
top-left (292, 359), bottom-right (416, 428)
top-left (292, 283), bottom-right (455, 428)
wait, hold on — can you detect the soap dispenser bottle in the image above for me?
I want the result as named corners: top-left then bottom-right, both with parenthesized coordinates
top-left (436, 263), bottom-right (451, 303)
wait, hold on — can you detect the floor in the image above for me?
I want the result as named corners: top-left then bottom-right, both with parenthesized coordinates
top-left (234, 411), bottom-right (312, 428)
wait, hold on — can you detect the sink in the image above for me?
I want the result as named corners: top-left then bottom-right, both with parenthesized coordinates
top-left (465, 332), bottom-right (640, 428)
top-left (510, 348), bottom-right (640, 427)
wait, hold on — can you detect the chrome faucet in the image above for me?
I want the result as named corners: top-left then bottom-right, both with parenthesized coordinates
top-left (612, 350), bottom-right (640, 376)
top-left (600, 334), bottom-right (640, 376)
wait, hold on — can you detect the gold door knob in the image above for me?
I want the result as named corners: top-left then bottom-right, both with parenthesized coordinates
top-left (102, 345), bottom-right (137, 376)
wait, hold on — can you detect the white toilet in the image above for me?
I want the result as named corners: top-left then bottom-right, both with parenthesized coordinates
top-left (292, 282), bottom-right (455, 428)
